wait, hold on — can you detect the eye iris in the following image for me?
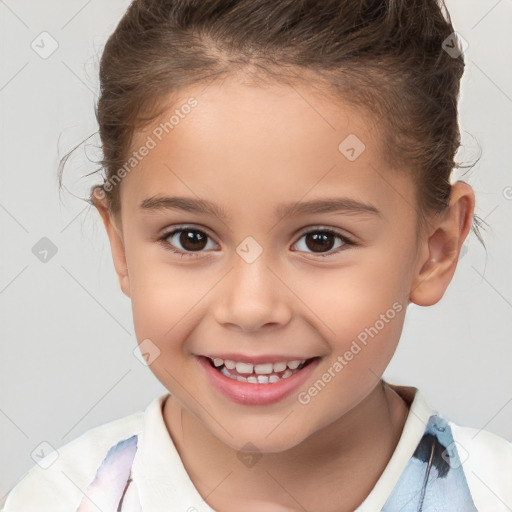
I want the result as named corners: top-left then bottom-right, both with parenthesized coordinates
top-left (306, 232), bottom-right (335, 253)
top-left (180, 230), bottom-right (207, 251)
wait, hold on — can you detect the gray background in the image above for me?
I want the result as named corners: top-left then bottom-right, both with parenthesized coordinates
top-left (1, 0), bottom-right (511, 500)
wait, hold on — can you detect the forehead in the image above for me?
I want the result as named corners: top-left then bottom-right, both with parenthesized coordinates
top-left (120, 76), bottom-right (415, 222)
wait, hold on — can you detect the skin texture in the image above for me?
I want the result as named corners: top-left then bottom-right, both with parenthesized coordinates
top-left (93, 75), bottom-right (474, 511)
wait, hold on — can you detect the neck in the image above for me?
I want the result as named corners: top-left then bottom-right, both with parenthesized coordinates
top-left (163, 380), bottom-right (409, 512)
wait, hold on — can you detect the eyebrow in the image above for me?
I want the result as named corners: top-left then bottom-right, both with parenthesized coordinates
top-left (139, 195), bottom-right (381, 220)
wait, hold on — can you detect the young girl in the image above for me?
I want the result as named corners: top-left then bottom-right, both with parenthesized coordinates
top-left (3, 0), bottom-right (511, 510)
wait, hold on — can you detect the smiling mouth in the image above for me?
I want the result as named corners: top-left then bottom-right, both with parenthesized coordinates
top-left (203, 356), bottom-right (318, 384)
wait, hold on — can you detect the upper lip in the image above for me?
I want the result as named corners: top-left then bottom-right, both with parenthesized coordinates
top-left (201, 354), bottom-right (317, 364)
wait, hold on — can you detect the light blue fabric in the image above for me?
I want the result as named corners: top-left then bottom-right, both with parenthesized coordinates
top-left (382, 415), bottom-right (477, 511)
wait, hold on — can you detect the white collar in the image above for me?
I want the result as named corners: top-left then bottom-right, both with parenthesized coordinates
top-left (355, 384), bottom-right (433, 510)
top-left (133, 393), bottom-right (217, 511)
top-left (133, 384), bottom-right (433, 511)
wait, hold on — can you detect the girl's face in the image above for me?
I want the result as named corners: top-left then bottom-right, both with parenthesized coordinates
top-left (101, 76), bottom-right (433, 452)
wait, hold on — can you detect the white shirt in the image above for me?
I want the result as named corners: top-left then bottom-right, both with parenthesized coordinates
top-left (3, 384), bottom-right (512, 511)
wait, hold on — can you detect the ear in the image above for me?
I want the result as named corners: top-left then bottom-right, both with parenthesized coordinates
top-left (409, 181), bottom-right (475, 306)
top-left (91, 187), bottom-right (131, 297)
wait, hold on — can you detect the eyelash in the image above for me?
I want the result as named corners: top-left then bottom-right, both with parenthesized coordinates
top-left (157, 226), bottom-right (355, 259)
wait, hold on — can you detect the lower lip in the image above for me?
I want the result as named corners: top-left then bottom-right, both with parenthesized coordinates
top-left (197, 356), bottom-right (321, 406)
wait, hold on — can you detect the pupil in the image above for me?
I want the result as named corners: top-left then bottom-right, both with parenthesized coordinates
top-left (180, 230), bottom-right (207, 251)
top-left (306, 232), bottom-right (334, 252)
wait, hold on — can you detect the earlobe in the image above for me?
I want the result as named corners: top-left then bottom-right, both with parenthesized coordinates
top-left (91, 187), bottom-right (131, 298)
top-left (409, 182), bottom-right (475, 306)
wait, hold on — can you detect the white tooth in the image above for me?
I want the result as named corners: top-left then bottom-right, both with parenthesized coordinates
top-left (269, 374), bottom-right (280, 383)
top-left (237, 375), bottom-right (247, 382)
top-left (224, 360), bottom-right (236, 370)
top-left (257, 375), bottom-right (269, 384)
top-left (220, 367), bottom-right (231, 378)
top-left (236, 362), bottom-right (254, 374)
top-left (273, 361), bottom-right (287, 373)
top-left (213, 358), bottom-right (224, 367)
top-left (287, 360), bottom-right (302, 370)
top-left (282, 369), bottom-right (292, 379)
top-left (254, 363), bottom-right (274, 375)
top-left (247, 376), bottom-right (258, 384)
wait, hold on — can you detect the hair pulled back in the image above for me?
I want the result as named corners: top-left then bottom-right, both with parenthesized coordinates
top-left (60, 0), bottom-right (481, 238)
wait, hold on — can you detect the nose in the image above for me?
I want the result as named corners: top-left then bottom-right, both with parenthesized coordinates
top-left (213, 253), bottom-right (293, 333)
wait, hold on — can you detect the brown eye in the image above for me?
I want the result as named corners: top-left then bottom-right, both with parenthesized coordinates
top-left (160, 227), bottom-right (218, 257)
top-left (304, 232), bottom-right (337, 252)
top-left (177, 229), bottom-right (208, 251)
top-left (293, 228), bottom-right (351, 257)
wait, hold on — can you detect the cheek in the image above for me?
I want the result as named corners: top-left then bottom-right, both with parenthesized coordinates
top-left (128, 254), bottom-right (189, 345)
top-left (129, 283), bottom-right (200, 391)
top-left (130, 282), bottom-right (198, 342)
top-left (292, 246), bottom-right (412, 388)
top-left (297, 255), bottom-right (411, 337)
top-left (128, 256), bottom-right (221, 366)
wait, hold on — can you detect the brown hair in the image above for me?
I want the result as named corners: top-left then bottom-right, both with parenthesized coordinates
top-left (59, 0), bottom-right (483, 239)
